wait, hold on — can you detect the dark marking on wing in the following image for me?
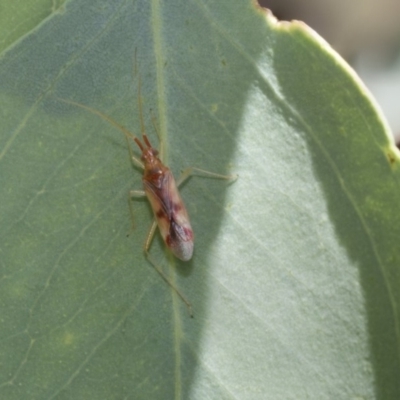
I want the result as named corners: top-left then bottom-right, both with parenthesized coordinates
top-left (173, 203), bottom-right (182, 213)
top-left (166, 219), bottom-right (193, 246)
top-left (156, 209), bottom-right (167, 219)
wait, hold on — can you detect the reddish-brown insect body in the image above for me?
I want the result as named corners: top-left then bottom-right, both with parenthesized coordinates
top-left (134, 135), bottom-right (194, 261)
top-left (58, 82), bottom-right (236, 316)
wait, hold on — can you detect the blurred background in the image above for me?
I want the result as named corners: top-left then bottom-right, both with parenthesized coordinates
top-left (259, 0), bottom-right (400, 144)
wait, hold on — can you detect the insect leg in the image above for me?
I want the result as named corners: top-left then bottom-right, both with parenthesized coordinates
top-left (143, 220), bottom-right (193, 317)
top-left (176, 167), bottom-right (237, 188)
top-left (125, 139), bottom-right (143, 170)
top-left (130, 190), bottom-right (146, 197)
top-left (127, 189), bottom-right (146, 232)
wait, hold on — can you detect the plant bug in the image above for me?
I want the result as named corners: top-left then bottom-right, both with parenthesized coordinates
top-left (58, 80), bottom-right (236, 317)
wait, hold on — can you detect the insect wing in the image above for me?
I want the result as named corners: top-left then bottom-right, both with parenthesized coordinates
top-left (144, 169), bottom-right (194, 261)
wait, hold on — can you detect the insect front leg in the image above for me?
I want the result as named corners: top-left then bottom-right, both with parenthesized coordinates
top-left (124, 136), bottom-right (144, 170)
top-left (128, 189), bottom-right (146, 232)
top-left (142, 220), bottom-right (194, 317)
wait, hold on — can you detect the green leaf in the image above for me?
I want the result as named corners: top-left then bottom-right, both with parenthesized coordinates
top-left (1, 1), bottom-right (399, 399)
top-left (0, 0), bottom-right (66, 54)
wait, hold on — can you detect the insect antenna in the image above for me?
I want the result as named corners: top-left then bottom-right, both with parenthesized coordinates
top-left (149, 109), bottom-right (165, 161)
top-left (133, 50), bottom-right (163, 160)
top-left (143, 134), bottom-right (153, 148)
top-left (137, 77), bottom-right (146, 141)
top-left (57, 97), bottom-right (144, 169)
top-left (134, 137), bottom-right (145, 151)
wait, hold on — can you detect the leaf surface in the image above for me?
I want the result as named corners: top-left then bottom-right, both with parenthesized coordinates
top-left (1, 1), bottom-right (399, 399)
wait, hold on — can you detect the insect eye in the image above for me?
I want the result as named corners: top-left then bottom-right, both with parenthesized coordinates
top-left (153, 149), bottom-right (159, 156)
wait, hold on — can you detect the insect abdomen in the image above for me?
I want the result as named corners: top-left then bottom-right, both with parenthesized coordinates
top-left (166, 219), bottom-right (193, 261)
